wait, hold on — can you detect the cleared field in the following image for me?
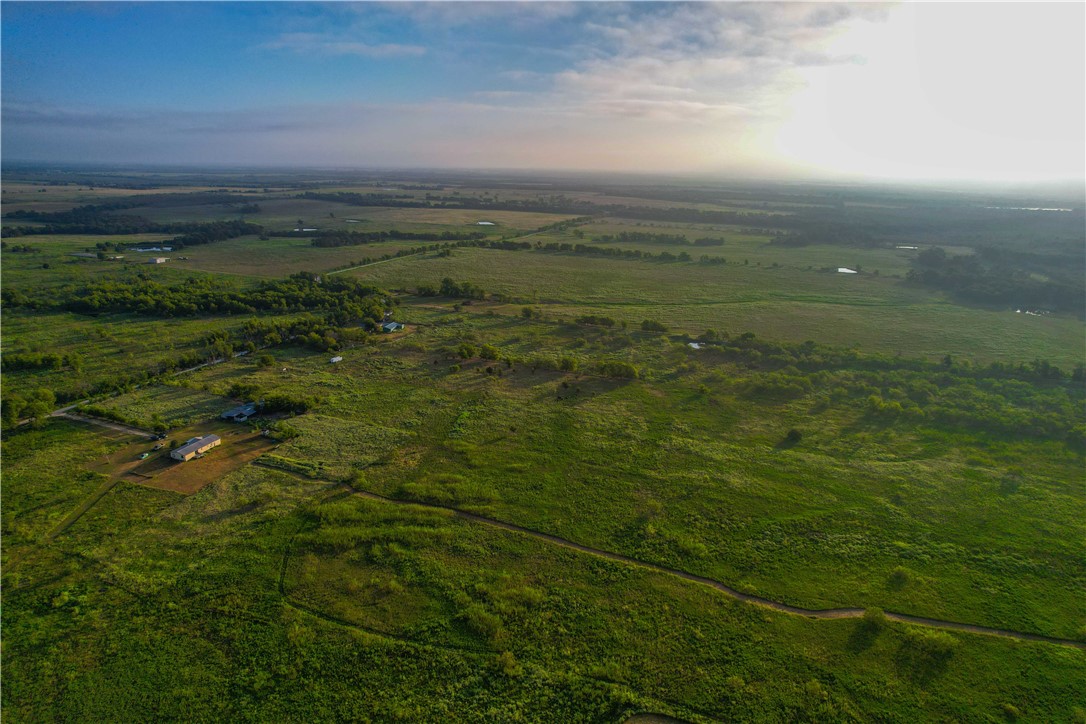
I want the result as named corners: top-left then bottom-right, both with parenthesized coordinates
top-left (580, 219), bottom-right (917, 276)
top-left (345, 247), bottom-right (1084, 366)
top-left (0, 183), bottom-right (256, 214)
top-left (565, 190), bottom-right (797, 215)
top-left (358, 205), bottom-right (579, 229)
top-left (175, 235), bottom-right (425, 277)
top-left (127, 196), bottom-right (574, 232)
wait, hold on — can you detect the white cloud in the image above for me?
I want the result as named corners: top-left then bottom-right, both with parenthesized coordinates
top-left (260, 32), bottom-right (425, 58)
top-left (6, 2), bottom-right (1079, 182)
top-left (390, 2), bottom-right (581, 30)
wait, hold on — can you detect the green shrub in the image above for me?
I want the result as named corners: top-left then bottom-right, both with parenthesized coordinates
top-left (862, 607), bottom-right (887, 632)
top-left (640, 319), bottom-right (668, 333)
top-left (888, 566), bottom-right (912, 589)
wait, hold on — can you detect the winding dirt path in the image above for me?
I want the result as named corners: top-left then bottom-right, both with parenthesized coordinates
top-left (346, 488), bottom-right (1086, 650)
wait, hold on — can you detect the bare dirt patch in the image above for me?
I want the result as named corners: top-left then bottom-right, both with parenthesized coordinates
top-left (85, 421), bottom-right (277, 495)
top-left (132, 429), bottom-right (277, 495)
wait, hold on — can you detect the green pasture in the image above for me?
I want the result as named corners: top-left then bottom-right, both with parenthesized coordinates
top-left (286, 493), bottom-right (1086, 721)
top-left (159, 318), bottom-right (1085, 639)
top-left (2, 416), bottom-right (1083, 722)
top-left (359, 205), bottom-right (578, 230)
top-left (3, 175), bottom-right (1084, 722)
top-left (1, 182), bottom-right (244, 214)
top-left (345, 247), bottom-right (1084, 367)
top-left (1, 309), bottom-right (262, 403)
top-left (1, 421), bottom-right (116, 564)
top-left (579, 218), bottom-right (918, 277)
top-left (176, 235), bottom-right (426, 277)
top-left (126, 195), bottom-right (575, 233)
top-left (0, 234), bottom-right (180, 288)
top-left (91, 384), bottom-right (234, 429)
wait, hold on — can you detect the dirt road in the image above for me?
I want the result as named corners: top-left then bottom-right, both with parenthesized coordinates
top-left (347, 487), bottom-right (1086, 650)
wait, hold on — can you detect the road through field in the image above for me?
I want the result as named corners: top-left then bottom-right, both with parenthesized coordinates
top-left (344, 486), bottom-right (1086, 650)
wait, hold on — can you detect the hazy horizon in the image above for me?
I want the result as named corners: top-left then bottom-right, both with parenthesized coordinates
top-left (3, 2), bottom-right (1084, 186)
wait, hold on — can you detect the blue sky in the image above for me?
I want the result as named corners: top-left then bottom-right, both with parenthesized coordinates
top-left (3, 2), bottom-right (1084, 182)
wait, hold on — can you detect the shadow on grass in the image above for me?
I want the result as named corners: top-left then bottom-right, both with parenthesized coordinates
top-left (846, 619), bottom-right (883, 653)
top-left (894, 628), bottom-right (957, 686)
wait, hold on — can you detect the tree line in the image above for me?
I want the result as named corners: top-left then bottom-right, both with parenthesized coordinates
top-left (593, 231), bottom-right (725, 247)
top-left (1, 272), bottom-right (387, 323)
top-left (311, 229), bottom-right (486, 248)
top-left (907, 246), bottom-right (1084, 314)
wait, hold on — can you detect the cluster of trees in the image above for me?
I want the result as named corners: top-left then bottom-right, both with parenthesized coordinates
top-left (1, 243), bottom-right (41, 253)
top-left (211, 315), bottom-right (366, 356)
top-left (2, 273), bottom-right (388, 323)
top-left (311, 229), bottom-right (485, 248)
top-left (1, 308), bottom-right (381, 416)
top-left (169, 220), bottom-right (260, 249)
top-left (770, 223), bottom-right (875, 247)
top-left (444, 341), bottom-right (640, 380)
top-left (596, 360), bottom-right (640, 378)
top-left (593, 231), bottom-right (724, 247)
top-left (299, 191), bottom-right (422, 208)
top-left (685, 331), bottom-right (1083, 443)
top-left (4, 201), bottom-right (152, 231)
top-left (0, 388), bottom-right (55, 427)
top-left (575, 315), bottom-right (618, 328)
top-left (907, 246), bottom-right (1084, 313)
top-left (261, 393), bottom-right (316, 415)
top-left (1, 351), bottom-right (82, 373)
top-left (417, 278), bottom-right (487, 300)
top-left (535, 242), bottom-right (691, 262)
top-left (640, 320), bottom-right (668, 332)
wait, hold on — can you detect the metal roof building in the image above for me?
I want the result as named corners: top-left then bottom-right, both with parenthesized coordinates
top-left (170, 435), bottom-right (221, 462)
top-left (220, 403), bottom-right (258, 422)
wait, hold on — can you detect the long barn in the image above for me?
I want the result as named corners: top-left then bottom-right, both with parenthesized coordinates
top-left (170, 435), bottom-right (221, 462)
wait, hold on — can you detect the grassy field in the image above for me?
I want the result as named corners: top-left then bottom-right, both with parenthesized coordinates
top-left (175, 235), bottom-right (428, 277)
top-left (195, 320), bottom-right (1082, 638)
top-left (344, 246), bottom-right (1084, 366)
top-left (3, 328), bottom-right (1083, 720)
top-left (126, 195), bottom-right (576, 233)
top-left (3, 173), bottom-right (1083, 721)
top-left (0, 182), bottom-right (256, 214)
top-left (579, 218), bottom-right (919, 277)
top-left (89, 384), bottom-right (233, 428)
top-left (0, 234), bottom-right (184, 288)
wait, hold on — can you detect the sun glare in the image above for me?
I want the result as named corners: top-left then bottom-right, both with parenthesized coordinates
top-left (775, 4), bottom-right (1085, 182)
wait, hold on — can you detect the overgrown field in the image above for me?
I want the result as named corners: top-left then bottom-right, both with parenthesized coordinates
top-left (3, 172), bottom-right (1084, 721)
